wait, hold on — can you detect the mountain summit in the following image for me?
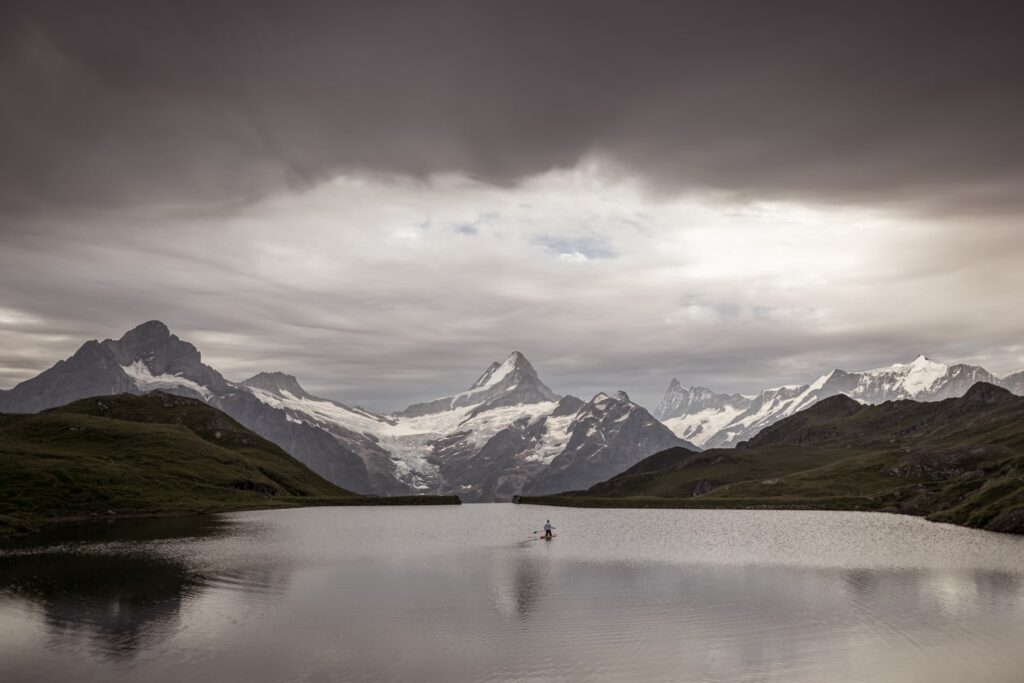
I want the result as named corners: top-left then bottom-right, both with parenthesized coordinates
top-left (0, 320), bottom-right (225, 412)
top-left (0, 321), bottom-right (375, 493)
top-left (657, 355), bottom-right (1018, 449)
top-left (241, 372), bottom-right (314, 400)
top-left (397, 351), bottom-right (559, 417)
top-left (0, 326), bottom-right (687, 500)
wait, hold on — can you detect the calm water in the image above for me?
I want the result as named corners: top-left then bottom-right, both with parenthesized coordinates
top-left (2, 505), bottom-right (1024, 682)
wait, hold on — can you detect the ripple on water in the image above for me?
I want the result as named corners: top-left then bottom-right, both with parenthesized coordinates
top-left (2, 505), bottom-right (1024, 683)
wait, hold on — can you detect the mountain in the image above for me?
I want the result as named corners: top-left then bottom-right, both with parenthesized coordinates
top-left (238, 371), bottom-right (408, 494)
top-left (656, 355), bottom-right (1021, 449)
top-left (655, 381), bottom-right (755, 448)
top-left (1005, 371), bottom-right (1024, 395)
top-left (0, 391), bottom-right (359, 535)
top-left (522, 383), bottom-right (1024, 535)
top-left (522, 391), bottom-right (688, 497)
top-left (0, 323), bottom-right (696, 500)
top-left (426, 389), bottom-right (692, 501)
top-left (397, 351), bottom-right (559, 417)
top-left (0, 321), bottom-right (376, 494)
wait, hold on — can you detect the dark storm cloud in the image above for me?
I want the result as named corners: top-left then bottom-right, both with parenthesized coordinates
top-left (2, 1), bottom-right (1024, 411)
top-left (3, 0), bottom-right (1023, 215)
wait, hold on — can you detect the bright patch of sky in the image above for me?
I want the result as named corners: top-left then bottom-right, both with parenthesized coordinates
top-left (2, 160), bottom-right (1023, 411)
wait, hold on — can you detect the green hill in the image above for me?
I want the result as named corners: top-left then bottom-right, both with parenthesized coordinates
top-left (0, 391), bottom-right (456, 536)
top-left (519, 383), bottom-right (1024, 534)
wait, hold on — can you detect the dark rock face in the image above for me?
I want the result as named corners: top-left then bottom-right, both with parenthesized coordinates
top-left (0, 321), bottom-right (229, 412)
top-left (655, 381), bottom-right (750, 421)
top-left (240, 371), bottom-right (407, 493)
top-left (427, 390), bottom-right (696, 501)
top-left (241, 372), bottom-right (314, 399)
top-left (0, 322), bottom-right (374, 494)
top-left (0, 340), bottom-right (134, 413)
top-left (103, 320), bottom-right (230, 394)
top-left (208, 390), bottom-right (377, 494)
top-left (551, 395), bottom-right (585, 417)
top-left (2, 325), bottom-right (700, 501)
top-left (434, 417), bottom-right (550, 502)
top-left (524, 392), bottom-right (692, 496)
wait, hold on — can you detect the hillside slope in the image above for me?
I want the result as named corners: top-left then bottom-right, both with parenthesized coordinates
top-left (657, 355), bottom-right (1024, 448)
top-left (0, 392), bottom-right (455, 535)
top-left (521, 383), bottom-right (1024, 535)
top-left (0, 322), bottom-right (695, 499)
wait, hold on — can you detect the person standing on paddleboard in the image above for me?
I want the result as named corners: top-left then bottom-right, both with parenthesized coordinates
top-left (543, 520), bottom-right (555, 539)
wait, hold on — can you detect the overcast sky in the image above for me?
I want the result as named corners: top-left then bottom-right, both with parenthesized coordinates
top-left (2, 1), bottom-right (1023, 412)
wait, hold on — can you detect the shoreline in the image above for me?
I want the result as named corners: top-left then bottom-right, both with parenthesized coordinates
top-left (0, 494), bottom-right (461, 540)
top-left (514, 495), bottom-right (1024, 536)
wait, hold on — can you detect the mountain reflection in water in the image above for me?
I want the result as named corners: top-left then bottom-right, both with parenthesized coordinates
top-left (2, 506), bottom-right (1024, 683)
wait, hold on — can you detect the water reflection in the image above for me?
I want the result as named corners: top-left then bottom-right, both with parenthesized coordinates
top-left (1, 506), bottom-right (1023, 683)
top-left (2, 514), bottom-right (232, 550)
top-left (0, 551), bottom-right (201, 658)
top-left (0, 516), bottom-right (233, 661)
top-left (490, 555), bottom-right (547, 620)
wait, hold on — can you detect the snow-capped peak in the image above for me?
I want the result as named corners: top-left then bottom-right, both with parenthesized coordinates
top-left (241, 371), bottom-right (312, 399)
top-left (867, 354), bottom-right (944, 374)
top-left (806, 369), bottom-right (837, 392)
top-left (397, 351), bottom-right (558, 418)
top-left (584, 391), bottom-right (633, 413)
top-left (656, 352), bottom-right (1010, 450)
top-left (469, 351), bottom-right (530, 390)
top-left (863, 355), bottom-right (949, 396)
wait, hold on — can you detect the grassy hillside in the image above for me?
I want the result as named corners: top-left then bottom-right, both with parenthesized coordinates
top-left (520, 383), bottom-right (1024, 535)
top-left (0, 392), bottom-right (456, 536)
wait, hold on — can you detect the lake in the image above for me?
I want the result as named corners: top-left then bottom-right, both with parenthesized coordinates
top-left (2, 504), bottom-right (1024, 682)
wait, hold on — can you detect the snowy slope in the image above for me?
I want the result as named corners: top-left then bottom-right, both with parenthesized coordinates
top-left (0, 324), bottom-right (698, 499)
top-left (659, 355), bottom-right (1017, 449)
top-left (238, 352), bottom-right (691, 499)
top-left (663, 404), bottom-right (746, 448)
top-left (0, 321), bottom-right (376, 493)
top-left (397, 351), bottom-right (558, 417)
top-left (122, 360), bottom-right (214, 401)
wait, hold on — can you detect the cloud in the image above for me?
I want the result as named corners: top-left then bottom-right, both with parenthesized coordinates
top-left (1, 2), bottom-right (1023, 411)
top-left (2, 164), bottom-right (1022, 411)
top-left (2, 1), bottom-right (1023, 215)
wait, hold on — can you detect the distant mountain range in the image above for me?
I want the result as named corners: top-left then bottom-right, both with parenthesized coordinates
top-left (526, 382), bottom-right (1024, 535)
top-left (656, 355), bottom-right (1024, 449)
top-left (0, 322), bottom-right (692, 500)
top-left (4, 321), bottom-right (1020, 500)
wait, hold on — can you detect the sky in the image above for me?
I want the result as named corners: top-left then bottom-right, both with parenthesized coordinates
top-left (1, 1), bottom-right (1023, 412)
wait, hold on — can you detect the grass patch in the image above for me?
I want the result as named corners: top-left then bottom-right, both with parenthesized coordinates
top-left (0, 392), bottom-right (457, 537)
